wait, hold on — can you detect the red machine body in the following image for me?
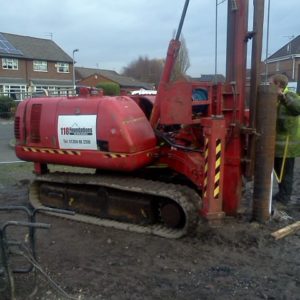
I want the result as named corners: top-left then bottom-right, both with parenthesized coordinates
top-left (14, 0), bottom-right (258, 234)
top-left (15, 80), bottom-right (228, 220)
top-left (15, 95), bottom-right (157, 171)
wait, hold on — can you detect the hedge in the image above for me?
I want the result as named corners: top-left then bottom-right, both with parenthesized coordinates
top-left (96, 82), bottom-right (120, 96)
top-left (0, 96), bottom-right (18, 119)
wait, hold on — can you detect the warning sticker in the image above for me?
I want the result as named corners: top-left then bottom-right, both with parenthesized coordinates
top-left (58, 115), bottom-right (97, 150)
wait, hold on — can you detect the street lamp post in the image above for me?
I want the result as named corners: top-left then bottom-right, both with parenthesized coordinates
top-left (72, 49), bottom-right (79, 93)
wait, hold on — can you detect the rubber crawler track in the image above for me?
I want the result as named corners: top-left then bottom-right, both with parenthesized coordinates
top-left (29, 172), bottom-right (202, 239)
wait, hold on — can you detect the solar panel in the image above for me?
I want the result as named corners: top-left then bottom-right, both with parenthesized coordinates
top-left (0, 33), bottom-right (23, 56)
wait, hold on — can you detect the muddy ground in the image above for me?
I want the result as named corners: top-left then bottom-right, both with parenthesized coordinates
top-left (0, 161), bottom-right (300, 300)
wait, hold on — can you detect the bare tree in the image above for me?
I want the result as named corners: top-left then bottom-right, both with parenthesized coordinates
top-left (122, 35), bottom-right (190, 86)
top-left (122, 56), bottom-right (164, 87)
top-left (172, 34), bottom-right (190, 81)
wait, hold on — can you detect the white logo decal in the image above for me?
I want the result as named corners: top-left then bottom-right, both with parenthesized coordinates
top-left (58, 115), bottom-right (97, 150)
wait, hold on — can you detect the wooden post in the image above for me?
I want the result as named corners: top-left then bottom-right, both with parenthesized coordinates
top-left (271, 221), bottom-right (300, 240)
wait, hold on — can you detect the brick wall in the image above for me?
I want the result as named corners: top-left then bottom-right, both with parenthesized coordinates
top-left (26, 60), bottom-right (73, 81)
top-left (0, 57), bottom-right (73, 83)
top-left (267, 58), bottom-right (300, 81)
top-left (78, 74), bottom-right (116, 87)
top-left (0, 58), bottom-right (27, 79)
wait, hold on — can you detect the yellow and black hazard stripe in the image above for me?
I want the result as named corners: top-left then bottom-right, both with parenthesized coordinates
top-left (214, 139), bottom-right (222, 198)
top-left (104, 153), bottom-right (128, 159)
top-left (203, 137), bottom-right (209, 198)
top-left (23, 147), bottom-right (81, 156)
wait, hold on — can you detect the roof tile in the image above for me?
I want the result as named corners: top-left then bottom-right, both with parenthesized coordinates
top-left (0, 32), bottom-right (72, 62)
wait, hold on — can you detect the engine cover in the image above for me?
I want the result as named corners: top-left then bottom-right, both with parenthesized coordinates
top-left (15, 95), bottom-right (157, 171)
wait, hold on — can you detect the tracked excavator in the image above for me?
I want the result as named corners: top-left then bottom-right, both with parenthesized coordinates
top-left (14, 0), bottom-right (266, 238)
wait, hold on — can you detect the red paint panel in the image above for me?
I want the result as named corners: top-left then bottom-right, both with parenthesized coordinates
top-left (15, 95), bottom-right (157, 171)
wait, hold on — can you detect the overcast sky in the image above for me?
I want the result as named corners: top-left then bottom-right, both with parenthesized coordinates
top-left (1, 0), bottom-right (299, 77)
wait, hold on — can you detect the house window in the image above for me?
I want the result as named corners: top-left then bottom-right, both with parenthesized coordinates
top-left (2, 58), bottom-right (18, 70)
top-left (56, 62), bottom-right (69, 73)
top-left (1, 84), bottom-right (26, 100)
top-left (276, 61), bottom-right (280, 72)
top-left (33, 60), bottom-right (48, 72)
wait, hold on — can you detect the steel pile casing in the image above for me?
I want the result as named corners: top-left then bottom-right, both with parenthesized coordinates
top-left (253, 84), bottom-right (277, 222)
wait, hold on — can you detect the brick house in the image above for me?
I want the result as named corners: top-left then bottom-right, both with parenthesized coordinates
top-left (265, 35), bottom-right (300, 82)
top-left (75, 67), bottom-right (154, 93)
top-left (189, 74), bottom-right (226, 83)
top-left (0, 32), bottom-right (73, 100)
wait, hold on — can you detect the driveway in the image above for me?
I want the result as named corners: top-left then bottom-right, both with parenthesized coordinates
top-left (0, 119), bottom-right (22, 163)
